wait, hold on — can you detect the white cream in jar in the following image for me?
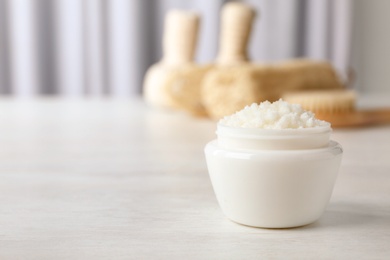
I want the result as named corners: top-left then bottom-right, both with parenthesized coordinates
top-left (204, 100), bottom-right (343, 228)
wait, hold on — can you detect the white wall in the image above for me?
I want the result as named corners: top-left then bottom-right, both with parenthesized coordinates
top-left (351, 0), bottom-right (390, 93)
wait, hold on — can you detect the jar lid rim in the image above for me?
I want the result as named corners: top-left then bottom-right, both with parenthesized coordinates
top-left (217, 123), bottom-right (332, 136)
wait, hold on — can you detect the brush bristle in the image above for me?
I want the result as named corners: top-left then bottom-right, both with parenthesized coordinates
top-left (282, 90), bottom-right (357, 114)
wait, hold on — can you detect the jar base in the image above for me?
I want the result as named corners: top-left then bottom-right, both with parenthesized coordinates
top-left (205, 139), bottom-right (343, 230)
top-left (225, 214), bottom-right (322, 229)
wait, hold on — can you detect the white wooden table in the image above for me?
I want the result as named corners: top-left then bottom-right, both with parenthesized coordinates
top-left (0, 96), bottom-right (389, 259)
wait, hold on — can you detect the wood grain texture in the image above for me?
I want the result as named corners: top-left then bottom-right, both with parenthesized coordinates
top-left (0, 97), bottom-right (389, 259)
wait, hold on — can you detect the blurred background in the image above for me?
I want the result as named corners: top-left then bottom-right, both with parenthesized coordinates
top-left (0, 0), bottom-right (389, 97)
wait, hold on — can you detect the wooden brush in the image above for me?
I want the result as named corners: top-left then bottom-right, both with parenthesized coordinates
top-left (201, 2), bottom-right (344, 119)
top-left (282, 90), bottom-right (390, 127)
top-left (143, 10), bottom-right (211, 116)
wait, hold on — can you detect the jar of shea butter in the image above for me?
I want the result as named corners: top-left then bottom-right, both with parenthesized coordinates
top-left (204, 100), bottom-right (343, 228)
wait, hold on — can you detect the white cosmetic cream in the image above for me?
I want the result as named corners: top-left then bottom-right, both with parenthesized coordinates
top-left (204, 100), bottom-right (343, 228)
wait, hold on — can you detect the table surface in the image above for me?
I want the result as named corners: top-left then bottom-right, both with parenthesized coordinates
top-left (0, 96), bottom-right (389, 259)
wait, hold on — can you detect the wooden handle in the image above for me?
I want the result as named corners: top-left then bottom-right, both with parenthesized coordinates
top-left (216, 2), bottom-right (256, 65)
top-left (162, 10), bottom-right (200, 66)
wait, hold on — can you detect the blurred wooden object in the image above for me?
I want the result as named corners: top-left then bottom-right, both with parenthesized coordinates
top-left (143, 10), bottom-right (210, 115)
top-left (164, 2), bottom-right (255, 117)
top-left (164, 64), bottom-right (212, 117)
top-left (215, 2), bottom-right (256, 65)
top-left (201, 2), bottom-right (256, 119)
top-left (283, 90), bottom-right (390, 127)
top-left (144, 3), bottom-right (346, 119)
top-left (202, 3), bottom-right (344, 119)
top-left (316, 109), bottom-right (390, 128)
top-left (203, 60), bottom-right (344, 119)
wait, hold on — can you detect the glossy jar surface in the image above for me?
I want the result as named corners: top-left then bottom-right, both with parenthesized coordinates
top-left (205, 124), bottom-right (343, 228)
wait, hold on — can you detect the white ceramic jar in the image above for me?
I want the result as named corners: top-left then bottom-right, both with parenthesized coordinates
top-left (205, 123), bottom-right (343, 228)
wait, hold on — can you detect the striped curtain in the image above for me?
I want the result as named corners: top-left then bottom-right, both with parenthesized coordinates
top-left (0, 0), bottom-right (352, 97)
